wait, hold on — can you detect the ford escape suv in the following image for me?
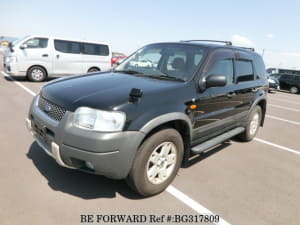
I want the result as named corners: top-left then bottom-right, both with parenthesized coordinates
top-left (26, 40), bottom-right (268, 196)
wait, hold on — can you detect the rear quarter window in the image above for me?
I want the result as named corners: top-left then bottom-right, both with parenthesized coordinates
top-left (54, 40), bottom-right (69, 53)
top-left (253, 54), bottom-right (267, 79)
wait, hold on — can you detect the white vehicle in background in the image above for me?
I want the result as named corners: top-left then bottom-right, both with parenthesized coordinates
top-left (3, 35), bottom-right (111, 81)
top-left (129, 59), bottom-right (153, 68)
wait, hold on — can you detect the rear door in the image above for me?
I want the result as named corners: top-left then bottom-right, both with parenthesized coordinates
top-left (52, 39), bottom-right (83, 75)
top-left (233, 51), bottom-right (260, 114)
top-left (81, 43), bottom-right (111, 73)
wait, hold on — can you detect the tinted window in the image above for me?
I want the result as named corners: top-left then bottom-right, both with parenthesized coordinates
top-left (54, 40), bottom-right (109, 55)
top-left (236, 60), bottom-right (254, 82)
top-left (208, 59), bottom-right (234, 84)
top-left (24, 38), bottom-right (48, 48)
top-left (70, 42), bottom-right (80, 54)
top-left (82, 43), bottom-right (109, 56)
top-left (280, 74), bottom-right (292, 80)
top-left (54, 40), bottom-right (69, 53)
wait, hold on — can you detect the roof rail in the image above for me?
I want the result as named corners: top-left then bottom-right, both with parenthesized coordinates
top-left (235, 46), bottom-right (255, 51)
top-left (180, 40), bottom-right (232, 46)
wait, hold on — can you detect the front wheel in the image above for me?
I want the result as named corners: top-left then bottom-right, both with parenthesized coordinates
top-left (290, 86), bottom-right (299, 94)
top-left (27, 66), bottom-right (47, 82)
top-left (127, 128), bottom-right (183, 196)
top-left (238, 105), bottom-right (262, 141)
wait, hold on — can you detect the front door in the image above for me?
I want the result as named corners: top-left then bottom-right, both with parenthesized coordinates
top-left (17, 37), bottom-right (51, 73)
top-left (192, 49), bottom-right (241, 144)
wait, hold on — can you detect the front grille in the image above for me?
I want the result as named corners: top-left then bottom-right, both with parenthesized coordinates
top-left (38, 96), bottom-right (66, 121)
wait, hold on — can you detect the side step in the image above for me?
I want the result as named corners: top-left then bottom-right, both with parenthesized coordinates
top-left (191, 127), bottom-right (245, 154)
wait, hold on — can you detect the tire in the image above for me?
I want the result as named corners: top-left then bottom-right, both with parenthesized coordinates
top-left (88, 68), bottom-right (100, 73)
top-left (290, 86), bottom-right (298, 94)
top-left (127, 128), bottom-right (184, 196)
top-left (238, 105), bottom-right (262, 142)
top-left (27, 66), bottom-right (47, 82)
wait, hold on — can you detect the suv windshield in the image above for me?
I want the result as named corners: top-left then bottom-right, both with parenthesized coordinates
top-left (114, 44), bottom-right (206, 81)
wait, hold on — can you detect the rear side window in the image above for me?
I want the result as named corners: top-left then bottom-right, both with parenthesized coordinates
top-left (82, 43), bottom-right (109, 56)
top-left (235, 60), bottom-right (254, 82)
top-left (54, 40), bottom-right (109, 56)
top-left (70, 42), bottom-right (80, 54)
top-left (24, 38), bottom-right (48, 48)
top-left (54, 40), bottom-right (69, 53)
top-left (281, 74), bottom-right (292, 80)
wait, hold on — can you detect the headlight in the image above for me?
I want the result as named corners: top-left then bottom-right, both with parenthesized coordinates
top-left (6, 56), bottom-right (17, 64)
top-left (268, 79), bottom-right (275, 84)
top-left (73, 107), bottom-right (126, 132)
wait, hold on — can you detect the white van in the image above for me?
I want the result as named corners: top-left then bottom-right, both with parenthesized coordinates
top-left (4, 35), bottom-right (111, 81)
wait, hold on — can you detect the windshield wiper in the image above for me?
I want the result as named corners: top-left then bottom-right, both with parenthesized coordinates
top-left (148, 74), bottom-right (185, 82)
top-left (115, 69), bottom-right (144, 75)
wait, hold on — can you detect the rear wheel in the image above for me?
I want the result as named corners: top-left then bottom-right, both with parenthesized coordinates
top-left (87, 68), bottom-right (100, 73)
top-left (290, 86), bottom-right (298, 94)
top-left (27, 66), bottom-right (47, 82)
top-left (127, 128), bottom-right (183, 196)
top-left (238, 105), bottom-right (262, 141)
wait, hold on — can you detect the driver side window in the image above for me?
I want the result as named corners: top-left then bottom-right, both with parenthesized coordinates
top-left (24, 38), bottom-right (48, 49)
top-left (207, 59), bottom-right (234, 84)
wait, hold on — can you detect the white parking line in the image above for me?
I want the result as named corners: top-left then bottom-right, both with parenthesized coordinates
top-left (266, 115), bottom-right (300, 125)
top-left (167, 186), bottom-right (231, 225)
top-left (269, 98), bottom-right (300, 105)
top-left (268, 104), bottom-right (300, 112)
top-left (1, 70), bottom-right (232, 225)
top-left (254, 138), bottom-right (300, 155)
top-left (1, 71), bottom-right (36, 96)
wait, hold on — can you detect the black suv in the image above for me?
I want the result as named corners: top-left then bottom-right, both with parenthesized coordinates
top-left (278, 74), bottom-right (300, 94)
top-left (26, 40), bottom-right (268, 196)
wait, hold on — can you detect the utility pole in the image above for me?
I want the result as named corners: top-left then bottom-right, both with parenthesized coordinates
top-left (262, 49), bottom-right (265, 58)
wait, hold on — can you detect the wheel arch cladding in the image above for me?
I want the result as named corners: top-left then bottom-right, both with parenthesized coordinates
top-left (139, 113), bottom-right (192, 164)
top-left (256, 99), bottom-right (267, 126)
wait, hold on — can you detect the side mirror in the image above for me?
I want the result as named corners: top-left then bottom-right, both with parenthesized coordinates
top-left (115, 60), bottom-right (122, 66)
top-left (20, 44), bottom-right (27, 49)
top-left (206, 74), bottom-right (227, 88)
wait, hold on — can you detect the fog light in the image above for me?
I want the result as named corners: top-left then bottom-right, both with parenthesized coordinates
top-left (85, 161), bottom-right (94, 170)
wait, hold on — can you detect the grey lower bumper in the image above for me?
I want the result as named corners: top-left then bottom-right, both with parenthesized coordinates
top-left (27, 118), bottom-right (74, 169)
top-left (27, 99), bottom-right (145, 179)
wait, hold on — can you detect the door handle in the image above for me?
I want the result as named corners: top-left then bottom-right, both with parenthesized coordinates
top-left (227, 92), bottom-right (236, 98)
top-left (56, 54), bottom-right (60, 59)
top-left (42, 54), bottom-right (48, 57)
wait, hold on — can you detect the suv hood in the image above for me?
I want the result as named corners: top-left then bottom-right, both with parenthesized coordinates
top-left (41, 72), bottom-right (184, 111)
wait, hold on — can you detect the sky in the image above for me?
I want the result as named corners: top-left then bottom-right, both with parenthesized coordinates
top-left (1, 0), bottom-right (300, 69)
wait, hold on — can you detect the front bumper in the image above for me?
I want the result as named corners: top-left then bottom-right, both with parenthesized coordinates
top-left (27, 96), bottom-right (145, 179)
top-left (4, 62), bottom-right (26, 76)
top-left (269, 83), bottom-right (280, 91)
